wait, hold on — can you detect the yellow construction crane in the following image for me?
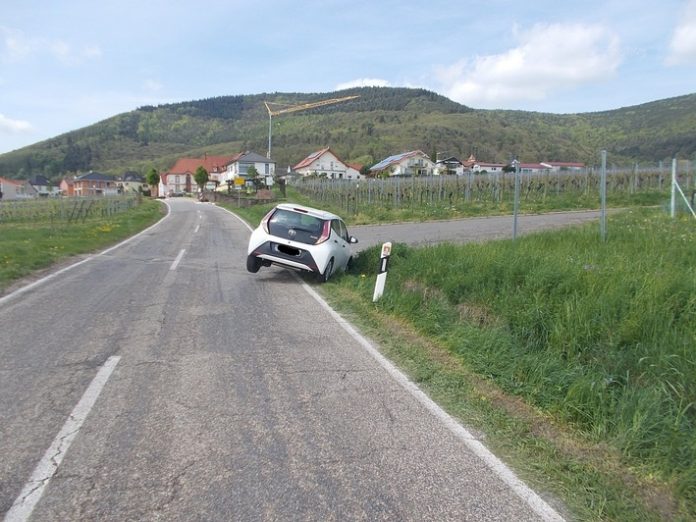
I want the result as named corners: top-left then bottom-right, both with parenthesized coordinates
top-left (263, 95), bottom-right (359, 158)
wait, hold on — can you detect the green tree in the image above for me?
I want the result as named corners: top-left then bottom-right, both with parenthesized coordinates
top-left (146, 168), bottom-right (160, 197)
top-left (194, 166), bottom-right (209, 189)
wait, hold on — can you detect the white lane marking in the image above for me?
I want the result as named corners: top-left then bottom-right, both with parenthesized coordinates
top-left (194, 224), bottom-right (200, 234)
top-left (300, 283), bottom-right (565, 522)
top-left (169, 249), bottom-right (186, 271)
top-left (0, 201), bottom-right (172, 308)
top-left (4, 356), bottom-right (121, 522)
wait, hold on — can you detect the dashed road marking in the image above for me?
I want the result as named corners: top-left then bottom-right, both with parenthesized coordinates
top-left (170, 249), bottom-right (186, 271)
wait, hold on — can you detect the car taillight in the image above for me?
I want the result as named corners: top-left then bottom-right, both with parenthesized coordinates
top-left (260, 209), bottom-right (275, 234)
top-left (315, 220), bottom-right (331, 244)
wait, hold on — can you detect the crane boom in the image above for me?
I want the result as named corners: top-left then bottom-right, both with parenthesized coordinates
top-left (264, 95), bottom-right (359, 158)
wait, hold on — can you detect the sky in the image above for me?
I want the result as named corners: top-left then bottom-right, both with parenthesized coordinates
top-left (1, 0), bottom-right (696, 154)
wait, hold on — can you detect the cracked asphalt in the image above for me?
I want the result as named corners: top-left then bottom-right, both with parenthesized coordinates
top-left (0, 198), bottom-right (573, 521)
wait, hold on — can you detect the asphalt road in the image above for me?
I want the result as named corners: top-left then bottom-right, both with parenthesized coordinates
top-left (0, 199), bottom-right (575, 521)
top-left (351, 210), bottom-right (606, 251)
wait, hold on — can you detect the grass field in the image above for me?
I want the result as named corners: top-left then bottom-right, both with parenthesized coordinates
top-left (0, 198), bottom-right (165, 293)
top-left (320, 208), bottom-right (695, 520)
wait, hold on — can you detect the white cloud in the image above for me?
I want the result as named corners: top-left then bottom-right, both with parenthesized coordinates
top-left (0, 26), bottom-right (101, 65)
top-left (0, 113), bottom-right (33, 134)
top-left (335, 78), bottom-right (391, 90)
top-left (435, 23), bottom-right (621, 109)
top-left (667, 0), bottom-right (696, 65)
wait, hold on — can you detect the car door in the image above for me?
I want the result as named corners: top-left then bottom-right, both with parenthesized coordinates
top-left (330, 219), bottom-right (350, 270)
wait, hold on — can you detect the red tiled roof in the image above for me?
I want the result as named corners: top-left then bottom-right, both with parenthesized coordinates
top-left (168, 154), bottom-right (239, 175)
top-left (0, 177), bottom-right (23, 186)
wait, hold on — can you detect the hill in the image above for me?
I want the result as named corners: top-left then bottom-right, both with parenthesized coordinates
top-left (1, 87), bottom-right (695, 180)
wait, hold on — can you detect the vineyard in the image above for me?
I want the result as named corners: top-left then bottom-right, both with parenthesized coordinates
top-left (292, 167), bottom-right (696, 217)
top-left (0, 195), bottom-right (143, 224)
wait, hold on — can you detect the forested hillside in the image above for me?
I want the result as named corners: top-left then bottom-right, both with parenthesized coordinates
top-left (1, 87), bottom-right (694, 180)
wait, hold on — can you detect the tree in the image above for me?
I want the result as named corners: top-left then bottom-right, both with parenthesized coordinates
top-left (194, 166), bottom-right (209, 189)
top-left (247, 165), bottom-right (263, 189)
top-left (146, 168), bottom-right (160, 197)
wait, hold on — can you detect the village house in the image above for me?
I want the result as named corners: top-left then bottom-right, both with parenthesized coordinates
top-left (0, 177), bottom-right (36, 200)
top-left (370, 151), bottom-right (435, 177)
top-left (73, 171), bottom-right (119, 196)
top-left (29, 174), bottom-right (60, 197)
top-left (118, 172), bottom-right (147, 194)
top-left (220, 151), bottom-right (276, 185)
top-left (471, 161), bottom-right (507, 173)
top-left (541, 161), bottom-right (586, 171)
top-left (292, 147), bottom-right (361, 179)
top-left (159, 154), bottom-right (238, 196)
top-left (518, 163), bottom-right (552, 174)
top-left (59, 177), bottom-right (75, 196)
top-left (434, 156), bottom-right (465, 176)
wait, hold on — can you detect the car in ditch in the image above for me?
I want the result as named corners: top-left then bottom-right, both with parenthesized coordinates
top-left (246, 203), bottom-right (358, 282)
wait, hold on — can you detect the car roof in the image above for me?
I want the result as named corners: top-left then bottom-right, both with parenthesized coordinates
top-left (275, 203), bottom-right (341, 221)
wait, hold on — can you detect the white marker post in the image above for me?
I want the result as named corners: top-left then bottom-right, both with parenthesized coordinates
top-left (373, 242), bottom-right (392, 302)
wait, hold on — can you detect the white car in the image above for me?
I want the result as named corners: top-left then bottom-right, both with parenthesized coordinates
top-left (246, 203), bottom-right (358, 282)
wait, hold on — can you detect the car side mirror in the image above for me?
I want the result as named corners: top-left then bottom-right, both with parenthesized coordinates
top-left (349, 236), bottom-right (358, 244)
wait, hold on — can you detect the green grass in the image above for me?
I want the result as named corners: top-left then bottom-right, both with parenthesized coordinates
top-left (0, 198), bottom-right (165, 293)
top-left (320, 208), bottom-right (696, 520)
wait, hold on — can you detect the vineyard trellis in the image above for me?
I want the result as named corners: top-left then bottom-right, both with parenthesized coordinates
top-left (0, 195), bottom-right (143, 224)
top-left (291, 166), bottom-right (695, 216)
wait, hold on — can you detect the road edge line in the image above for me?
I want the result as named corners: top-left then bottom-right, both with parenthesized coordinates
top-left (300, 281), bottom-right (566, 522)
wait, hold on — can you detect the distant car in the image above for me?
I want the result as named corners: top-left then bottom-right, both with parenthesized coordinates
top-left (246, 203), bottom-right (358, 282)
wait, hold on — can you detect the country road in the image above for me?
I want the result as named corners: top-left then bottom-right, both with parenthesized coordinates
top-left (351, 209), bottom-right (607, 251)
top-left (0, 199), bottom-right (585, 521)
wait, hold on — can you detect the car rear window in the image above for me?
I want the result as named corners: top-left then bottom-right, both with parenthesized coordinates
top-left (268, 209), bottom-right (324, 244)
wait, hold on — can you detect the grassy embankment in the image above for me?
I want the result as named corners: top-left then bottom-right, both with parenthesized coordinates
top-left (0, 198), bottom-right (165, 294)
top-left (322, 209), bottom-right (695, 521)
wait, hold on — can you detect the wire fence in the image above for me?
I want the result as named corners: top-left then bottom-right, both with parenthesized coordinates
top-left (0, 195), bottom-right (143, 224)
top-left (291, 166), bottom-right (696, 216)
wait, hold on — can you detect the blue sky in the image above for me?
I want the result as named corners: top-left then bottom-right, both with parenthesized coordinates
top-left (2, 0), bottom-right (696, 154)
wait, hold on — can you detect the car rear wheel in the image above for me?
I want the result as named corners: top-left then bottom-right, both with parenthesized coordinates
top-left (246, 255), bottom-right (262, 273)
top-left (318, 258), bottom-right (334, 283)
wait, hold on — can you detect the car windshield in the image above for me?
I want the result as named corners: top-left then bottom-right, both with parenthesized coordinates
top-left (268, 209), bottom-right (324, 244)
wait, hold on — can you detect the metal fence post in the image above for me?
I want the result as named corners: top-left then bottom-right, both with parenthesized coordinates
top-left (671, 158), bottom-right (677, 218)
top-left (512, 160), bottom-right (520, 241)
top-left (600, 150), bottom-right (607, 241)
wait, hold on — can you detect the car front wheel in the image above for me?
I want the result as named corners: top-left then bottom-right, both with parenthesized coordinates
top-left (246, 255), bottom-right (262, 273)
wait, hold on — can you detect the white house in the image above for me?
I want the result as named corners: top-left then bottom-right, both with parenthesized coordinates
top-left (29, 174), bottom-right (60, 197)
top-left (370, 151), bottom-right (435, 177)
top-left (518, 163), bottom-right (552, 174)
top-left (220, 151), bottom-right (276, 184)
top-left (472, 162), bottom-right (506, 173)
top-left (119, 172), bottom-right (147, 194)
top-left (292, 147), bottom-right (361, 179)
top-left (0, 177), bottom-right (35, 200)
top-left (541, 162), bottom-right (586, 171)
top-left (434, 157), bottom-right (464, 176)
